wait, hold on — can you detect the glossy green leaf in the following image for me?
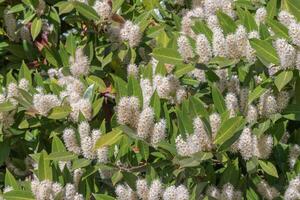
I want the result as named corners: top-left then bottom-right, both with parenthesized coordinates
top-left (214, 116), bottom-right (245, 145)
top-left (152, 48), bottom-right (183, 65)
top-left (38, 152), bottom-right (52, 180)
top-left (211, 85), bottom-right (226, 114)
top-left (47, 152), bottom-right (77, 161)
top-left (95, 129), bottom-right (123, 149)
top-left (74, 2), bottom-right (100, 20)
top-left (217, 11), bottom-right (237, 34)
top-left (258, 160), bottom-right (279, 177)
top-left (48, 106), bottom-right (71, 119)
top-left (249, 38), bottom-right (280, 65)
top-left (274, 71), bottom-right (293, 91)
top-left (267, 19), bottom-right (289, 39)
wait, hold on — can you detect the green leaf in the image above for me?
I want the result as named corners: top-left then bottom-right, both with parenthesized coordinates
top-left (150, 91), bottom-right (161, 120)
top-left (152, 48), bottom-right (183, 65)
top-left (214, 116), bottom-right (245, 145)
top-left (216, 11), bottom-right (237, 34)
top-left (19, 62), bottom-right (32, 85)
top-left (266, 0), bottom-right (277, 19)
top-left (30, 17), bottom-right (42, 40)
top-left (248, 84), bottom-right (268, 105)
top-left (283, 104), bottom-right (300, 120)
top-left (283, 0), bottom-right (300, 21)
top-left (112, 0), bottom-right (125, 12)
top-left (267, 19), bottom-right (289, 39)
top-left (65, 33), bottom-right (76, 56)
top-left (43, 47), bottom-right (62, 67)
top-left (258, 160), bottom-right (279, 177)
top-left (94, 194), bottom-right (116, 200)
top-left (83, 84), bottom-right (95, 102)
top-left (211, 85), bottom-right (226, 113)
top-left (8, 4), bottom-right (25, 14)
top-left (178, 152), bottom-right (213, 168)
top-left (74, 2), bottom-right (100, 20)
top-left (3, 191), bottom-right (35, 200)
top-left (274, 71), bottom-right (293, 91)
top-left (249, 38), bottom-right (280, 65)
top-left (38, 152), bottom-right (52, 180)
top-left (174, 64), bottom-right (195, 78)
top-left (192, 20), bottom-right (213, 42)
top-left (189, 96), bottom-right (208, 117)
top-left (0, 142), bottom-right (10, 165)
top-left (127, 75), bottom-right (143, 106)
top-left (243, 10), bottom-right (258, 31)
top-left (72, 158), bottom-right (91, 170)
top-left (209, 57), bottom-right (239, 67)
top-left (95, 129), bottom-right (123, 149)
top-left (55, 1), bottom-right (74, 15)
top-left (92, 97), bottom-right (104, 118)
top-left (48, 106), bottom-right (71, 119)
top-left (5, 169), bottom-right (19, 189)
top-left (0, 102), bottom-right (15, 112)
top-left (143, 0), bottom-right (159, 10)
top-left (51, 135), bottom-right (66, 152)
top-left (47, 152), bottom-right (77, 161)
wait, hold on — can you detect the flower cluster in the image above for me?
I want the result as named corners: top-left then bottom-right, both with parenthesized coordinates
top-left (206, 183), bottom-right (242, 200)
top-left (116, 179), bottom-right (189, 200)
top-left (63, 121), bottom-right (109, 178)
top-left (257, 180), bottom-right (279, 200)
top-left (221, 75), bottom-right (290, 122)
top-left (69, 48), bottom-right (90, 77)
top-left (120, 21), bottom-right (142, 47)
top-left (31, 178), bottom-right (83, 200)
top-left (117, 97), bottom-right (166, 147)
top-left (176, 114), bottom-right (220, 156)
top-left (233, 127), bottom-right (273, 160)
top-left (284, 175), bottom-right (300, 200)
top-left (93, 0), bottom-right (112, 20)
top-left (289, 144), bottom-right (300, 169)
top-left (0, 79), bottom-right (30, 128)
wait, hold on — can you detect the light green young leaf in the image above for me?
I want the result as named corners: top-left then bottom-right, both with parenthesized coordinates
top-left (38, 152), bottom-right (52, 180)
top-left (152, 48), bottom-right (183, 65)
top-left (48, 106), bottom-right (71, 119)
top-left (3, 191), bottom-right (35, 200)
top-left (216, 11), bottom-right (237, 34)
top-left (266, 0), bottom-right (277, 19)
top-left (274, 71), bottom-right (293, 91)
top-left (30, 17), bottom-right (42, 40)
top-left (5, 169), bottom-right (19, 190)
top-left (47, 152), bottom-right (77, 161)
top-left (95, 129), bottom-right (123, 149)
top-left (249, 38), bottom-right (280, 65)
top-left (258, 160), bottom-right (279, 177)
top-left (214, 116), bottom-right (245, 146)
top-left (0, 102), bottom-right (15, 112)
top-left (51, 136), bottom-right (66, 153)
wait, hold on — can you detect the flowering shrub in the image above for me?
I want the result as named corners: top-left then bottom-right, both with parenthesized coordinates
top-left (1, 0), bottom-right (300, 199)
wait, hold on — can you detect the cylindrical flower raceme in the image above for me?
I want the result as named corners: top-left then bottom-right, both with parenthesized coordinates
top-left (69, 48), bottom-right (90, 77)
top-left (196, 34), bottom-right (212, 64)
top-left (177, 35), bottom-right (194, 62)
top-left (120, 20), bottom-right (142, 47)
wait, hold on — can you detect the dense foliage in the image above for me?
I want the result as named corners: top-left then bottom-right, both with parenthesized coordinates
top-left (1, 0), bottom-right (300, 199)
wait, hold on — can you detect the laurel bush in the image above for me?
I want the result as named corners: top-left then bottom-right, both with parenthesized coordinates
top-left (1, 0), bottom-right (300, 199)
